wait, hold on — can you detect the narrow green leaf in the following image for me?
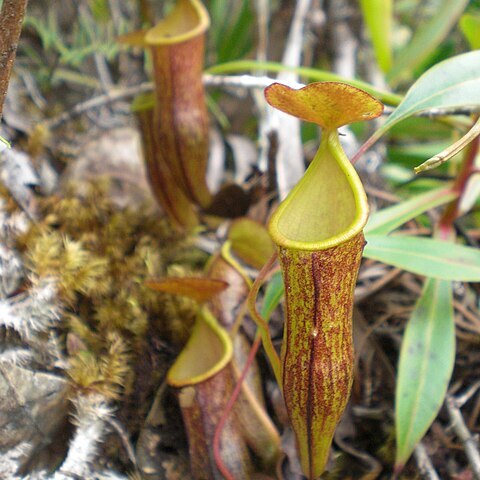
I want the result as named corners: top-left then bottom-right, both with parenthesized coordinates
top-left (387, 0), bottom-right (469, 84)
top-left (355, 50), bottom-right (480, 160)
top-left (209, 0), bottom-right (253, 63)
top-left (384, 50), bottom-right (480, 134)
top-left (359, 0), bottom-right (392, 72)
top-left (260, 271), bottom-right (284, 321)
top-left (218, 0), bottom-right (253, 62)
top-left (395, 278), bottom-right (455, 469)
top-left (459, 14), bottom-right (480, 50)
top-left (364, 235), bottom-right (480, 281)
top-left (381, 50), bottom-right (480, 131)
top-left (365, 185), bottom-right (457, 236)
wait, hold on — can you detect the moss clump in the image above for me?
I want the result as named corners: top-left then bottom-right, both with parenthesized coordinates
top-left (67, 332), bottom-right (133, 399)
top-left (17, 179), bottom-right (203, 401)
top-left (24, 232), bottom-right (109, 304)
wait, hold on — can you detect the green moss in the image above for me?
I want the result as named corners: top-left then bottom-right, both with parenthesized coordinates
top-left (24, 231), bottom-right (109, 304)
top-left (18, 178), bottom-right (202, 401)
top-left (67, 332), bottom-right (132, 399)
top-left (94, 294), bottom-right (149, 340)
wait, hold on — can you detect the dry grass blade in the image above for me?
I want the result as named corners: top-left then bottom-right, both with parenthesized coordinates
top-left (415, 117), bottom-right (480, 173)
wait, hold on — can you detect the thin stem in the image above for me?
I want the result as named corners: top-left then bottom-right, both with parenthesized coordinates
top-left (0, 0), bottom-right (28, 122)
top-left (213, 254), bottom-right (282, 478)
top-left (45, 83), bottom-right (153, 129)
top-left (43, 75), bottom-right (474, 131)
top-left (247, 252), bottom-right (282, 386)
top-left (206, 60), bottom-right (403, 106)
top-left (351, 132), bottom-right (381, 164)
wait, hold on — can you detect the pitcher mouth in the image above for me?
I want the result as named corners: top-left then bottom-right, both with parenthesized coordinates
top-left (167, 308), bottom-right (232, 388)
top-left (145, 0), bottom-right (210, 46)
top-left (269, 131), bottom-right (369, 252)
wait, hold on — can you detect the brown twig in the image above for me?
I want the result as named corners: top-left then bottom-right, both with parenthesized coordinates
top-left (446, 393), bottom-right (480, 480)
top-left (355, 266), bottom-right (402, 302)
top-left (104, 416), bottom-right (139, 470)
top-left (413, 442), bottom-right (441, 480)
top-left (44, 82), bottom-right (153, 129)
top-left (43, 75), bottom-right (480, 132)
top-left (0, 0), bottom-right (28, 122)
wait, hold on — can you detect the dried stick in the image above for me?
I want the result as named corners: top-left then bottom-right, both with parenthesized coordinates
top-left (446, 393), bottom-right (480, 480)
top-left (45, 82), bottom-right (153, 129)
top-left (0, 0), bottom-right (28, 122)
top-left (104, 417), bottom-right (138, 470)
top-left (44, 74), bottom-right (480, 131)
top-left (414, 442), bottom-right (440, 480)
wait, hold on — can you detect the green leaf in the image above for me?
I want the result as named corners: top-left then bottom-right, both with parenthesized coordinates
top-left (384, 50), bottom-right (480, 134)
top-left (387, 0), bottom-right (469, 85)
top-left (355, 50), bottom-right (480, 160)
top-left (365, 185), bottom-right (457, 236)
top-left (359, 0), bottom-right (392, 72)
top-left (260, 271), bottom-right (284, 321)
top-left (459, 14), bottom-right (480, 50)
top-left (395, 278), bottom-right (455, 469)
top-left (228, 218), bottom-right (275, 270)
top-left (364, 235), bottom-right (480, 281)
top-left (209, 0), bottom-right (253, 63)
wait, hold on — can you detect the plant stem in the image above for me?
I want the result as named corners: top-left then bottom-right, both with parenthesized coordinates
top-left (206, 60), bottom-right (403, 106)
top-left (246, 252), bottom-right (282, 386)
top-left (0, 0), bottom-right (28, 122)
